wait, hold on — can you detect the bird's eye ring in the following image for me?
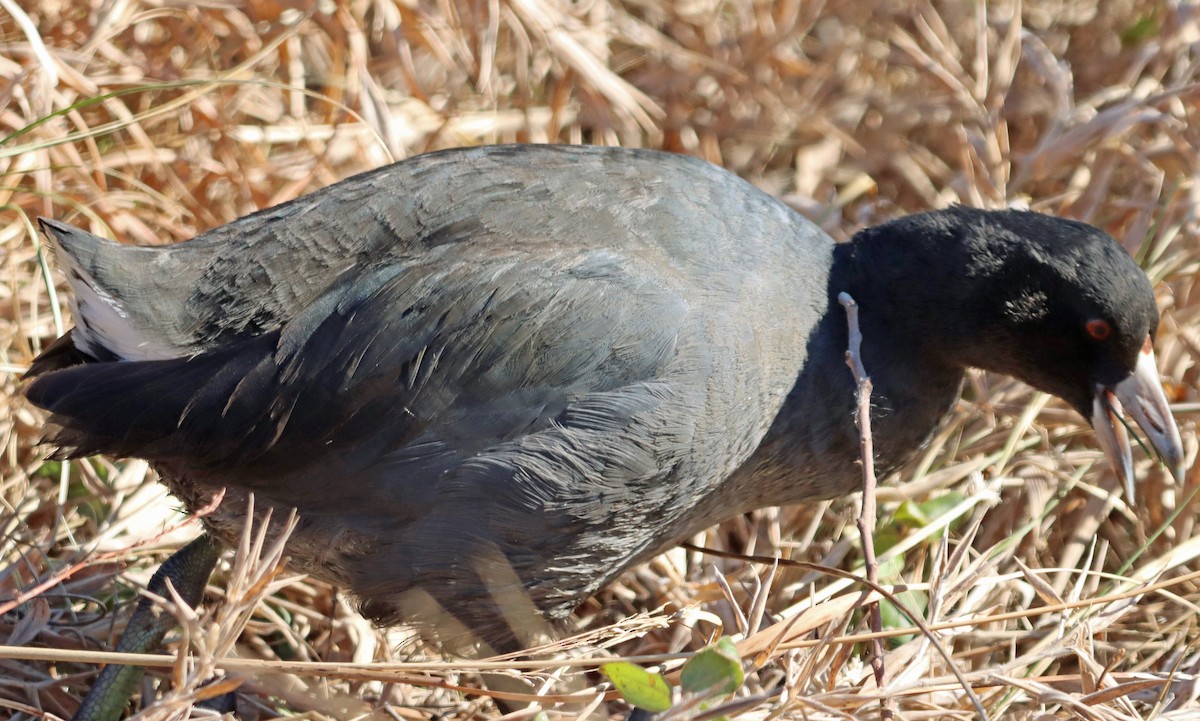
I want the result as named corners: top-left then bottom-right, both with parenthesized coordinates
top-left (1086, 319), bottom-right (1112, 341)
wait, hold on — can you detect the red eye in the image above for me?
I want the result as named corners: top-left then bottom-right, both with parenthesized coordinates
top-left (1086, 319), bottom-right (1112, 340)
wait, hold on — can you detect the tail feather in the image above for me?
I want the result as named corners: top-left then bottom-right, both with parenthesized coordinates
top-left (25, 331), bottom-right (96, 378)
top-left (24, 333), bottom-right (279, 464)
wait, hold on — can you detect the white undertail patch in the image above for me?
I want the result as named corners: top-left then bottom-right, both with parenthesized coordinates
top-left (53, 241), bottom-right (179, 362)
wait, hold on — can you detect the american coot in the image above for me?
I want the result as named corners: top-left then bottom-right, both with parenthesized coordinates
top-left (25, 144), bottom-right (1183, 708)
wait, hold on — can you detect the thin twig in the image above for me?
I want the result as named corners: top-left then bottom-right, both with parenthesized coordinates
top-left (838, 291), bottom-right (894, 721)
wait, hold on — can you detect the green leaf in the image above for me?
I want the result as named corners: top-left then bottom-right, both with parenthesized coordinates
top-left (878, 555), bottom-right (904, 582)
top-left (680, 638), bottom-right (744, 697)
top-left (601, 662), bottom-right (672, 712)
top-left (893, 499), bottom-right (930, 527)
top-left (1122, 14), bottom-right (1158, 45)
top-left (872, 525), bottom-right (903, 555)
top-left (917, 492), bottom-right (966, 522)
top-left (33, 460), bottom-right (63, 480)
top-left (879, 587), bottom-right (928, 647)
top-left (893, 492), bottom-right (967, 538)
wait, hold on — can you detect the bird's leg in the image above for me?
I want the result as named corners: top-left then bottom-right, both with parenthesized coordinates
top-left (73, 535), bottom-right (222, 721)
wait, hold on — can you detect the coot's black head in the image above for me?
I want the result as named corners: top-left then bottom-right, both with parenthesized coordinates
top-left (849, 206), bottom-right (1183, 492)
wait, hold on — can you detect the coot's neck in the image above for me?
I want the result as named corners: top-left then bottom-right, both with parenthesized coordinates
top-left (719, 233), bottom-right (971, 511)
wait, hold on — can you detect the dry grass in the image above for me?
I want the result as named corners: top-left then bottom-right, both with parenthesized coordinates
top-left (1, 0), bottom-right (1199, 719)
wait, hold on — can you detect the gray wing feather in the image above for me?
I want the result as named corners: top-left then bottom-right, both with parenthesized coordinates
top-left (29, 247), bottom-right (695, 509)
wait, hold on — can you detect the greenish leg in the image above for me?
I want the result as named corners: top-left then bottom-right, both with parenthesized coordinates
top-left (73, 535), bottom-right (221, 721)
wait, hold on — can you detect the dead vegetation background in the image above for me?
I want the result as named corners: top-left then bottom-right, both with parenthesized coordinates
top-left (1, 0), bottom-right (1199, 719)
